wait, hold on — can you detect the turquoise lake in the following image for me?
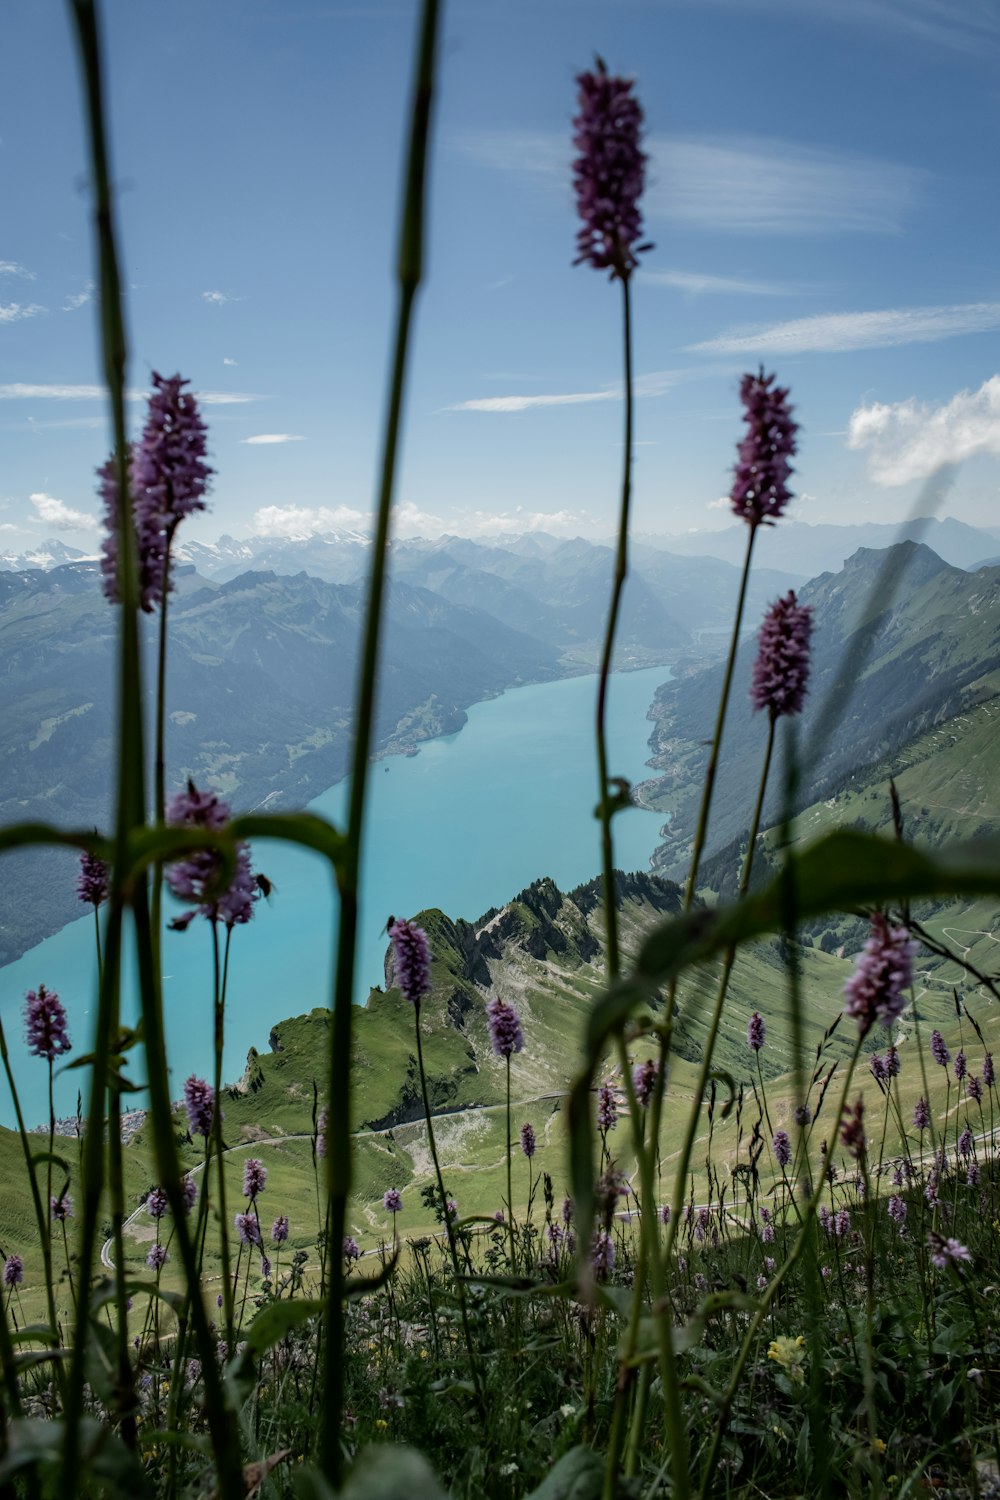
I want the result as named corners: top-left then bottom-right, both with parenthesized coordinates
top-left (0, 664), bottom-right (672, 1126)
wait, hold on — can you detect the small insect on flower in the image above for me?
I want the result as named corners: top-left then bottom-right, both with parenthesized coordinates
top-left (50, 1193), bottom-right (73, 1223)
top-left (767, 1335), bottom-right (806, 1383)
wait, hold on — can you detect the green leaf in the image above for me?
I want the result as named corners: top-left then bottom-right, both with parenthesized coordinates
top-left (345, 1249), bottom-right (399, 1297)
top-left (523, 1445), bottom-right (604, 1500)
top-left (0, 823), bottom-right (106, 860)
top-left (339, 1445), bottom-right (449, 1500)
top-left (243, 1297), bottom-right (325, 1355)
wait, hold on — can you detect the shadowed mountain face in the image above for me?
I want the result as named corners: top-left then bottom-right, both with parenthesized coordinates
top-left (641, 542), bottom-right (1000, 875)
top-left (0, 564), bottom-right (562, 965)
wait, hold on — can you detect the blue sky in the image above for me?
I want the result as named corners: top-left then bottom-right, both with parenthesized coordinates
top-left (2, 0), bottom-right (1000, 555)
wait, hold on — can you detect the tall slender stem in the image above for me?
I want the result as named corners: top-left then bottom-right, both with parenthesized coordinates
top-left (213, 923), bottom-right (235, 1352)
top-left (506, 1055), bottom-right (515, 1268)
top-left (594, 274), bottom-right (634, 981)
top-left (321, 0), bottom-right (441, 1484)
top-left (0, 1019), bottom-right (60, 1347)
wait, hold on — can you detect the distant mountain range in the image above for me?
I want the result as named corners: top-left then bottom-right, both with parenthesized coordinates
top-left (642, 540), bottom-right (1000, 877)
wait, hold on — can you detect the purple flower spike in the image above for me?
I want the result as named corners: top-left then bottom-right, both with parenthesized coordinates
top-left (343, 1236), bottom-right (360, 1262)
top-left (520, 1122), bottom-right (537, 1159)
top-left (984, 1052), bottom-right (995, 1087)
top-left (957, 1126), bottom-right (974, 1157)
top-left (930, 1030), bottom-right (950, 1068)
top-left (133, 372), bottom-right (213, 529)
top-left (166, 781), bottom-right (259, 931)
top-left (929, 1233), bottom-right (971, 1271)
top-left (886, 1046), bottom-right (901, 1077)
top-left (146, 1187), bottom-right (169, 1221)
top-left (773, 1130), bottom-right (791, 1167)
top-left (77, 849), bottom-right (109, 907)
top-left (954, 1050), bottom-right (967, 1082)
top-left (98, 447), bottom-right (164, 611)
top-left (750, 592), bottom-right (813, 720)
top-left (572, 59), bottom-right (649, 280)
top-left (888, 1194), bottom-right (907, 1226)
top-left (747, 1011), bottom-right (766, 1053)
top-left (50, 1193), bottom-right (73, 1223)
top-left (234, 1212), bottom-right (261, 1247)
top-left (870, 1052), bottom-right (888, 1084)
top-left (632, 1058), bottom-right (658, 1108)
top-left (3, 1254), bottom-right (23, 1288)
top-left (486, 997), bottom-right (524, 1059)
top-left (182, 1177), bottom-right (198, 1215)
top-left (242, 1158), bottom-right (267, 1199)
top-left (730, 370), bottom-right (798, 528)
top-left (146, 1244), bottom-right (169, 1272)
top-left (389, 920), bottom-right (432, 1007)
top-left (25, 985), bottom-right (71, 1062)
top-left (271, 1215), bottom-right (289, 1243)
top-left (383, 1188), bottom-right (403, 1214)
top-left (597, 1081), bottom-right (618, 1133)
top-left (913, 1097), bottom-right (930, 1131)
top-left (316, 1105), bottom-right (328, 1159)
top-left (591, 1227), bottom-right (615, 1278)
top-left (183, 1075), bottom-right (215, 1138)
top-left (968, 1074), bottom-right (982, 1103)
top-left (843, 915), bottom-right (914, 1037)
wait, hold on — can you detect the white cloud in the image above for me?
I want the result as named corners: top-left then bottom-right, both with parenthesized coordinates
top-left (688, 0), bottom-right (1000, 55)
top-left (0, 302), bottom-right (47, 323)
top-left (0, 382), bottom-right (261, 404)
top-left (203, 290), bottom-right (239, 306)
top-left (62, 283), bottom-right (94, 312)
top-left (241, 433), bottom-right (304, 445)
top-left (460, 130), bottom-right (922, 236)
top-left (223, 357), bottom-right (238, 366)
top-left (459, 507), bottom-right (588, 538)
top-left (0, 261), bottom-right (36, 280)
top-left (448, 369), bottom-right (684, 414)
top-left (689, 302), bottom-right (1000, 355)
top-left (707, 496), bottom-right (731, 509)
top-left (29, 492), bottom-right (98, 531)
top-left (643, 268), bottom-right (803, 296)
top-left (847, 375), bottom-right (1000, 486)
top-left (253, 504), bottom-right (368, 537)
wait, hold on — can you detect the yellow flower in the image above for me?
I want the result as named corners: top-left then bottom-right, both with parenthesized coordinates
top-left (871, 1437), bottom-right (887, 1455)
top-left (375, 1419), bottom-right (388, 1431)
top-left (767, 1335), bottom-right (806, 1383)
top-left (419, 1348), bottom-right (429, 1360)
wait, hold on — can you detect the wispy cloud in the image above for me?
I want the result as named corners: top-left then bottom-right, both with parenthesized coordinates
top-left (29, 491), bottom-right (97, 531)
top-left (203, 290), bottom-right (240, 306)
top-left (253, 504), bottom-right (367, 536)
top-left (689, 302), bottom-right (1000, 355)
top-left (0, 382), bottom-right (262, 404)
top-left (62, 283), bottom-right (94, 312)
top-left (847, 375), bottom-right (1000, 485)
top-left (223, 356), bottom-right (238, 366)
top-left (242, 433), bottom-right (304, 445)
top-left (0, 261), bottom-right (36, 280)
top-left (459, 129), bottom-right (923, 236)
top-left (0, 303), bottom-right (47, 324)
top-left (683, 0), bottom-right (1000, 55)
top-left (642, 268), bottom-right (807, 296)
top-left (447, 369), bottom-right (685, 414)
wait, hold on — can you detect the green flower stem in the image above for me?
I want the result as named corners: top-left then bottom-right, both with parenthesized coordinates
top-left (213, 923), bottom-right (236, 1353)
top-left (150, 523), bottom-right (179, 949)
top-left (594, 272), bottom-right (634, 981)
top-left (661, 716), bottom-right (775, 1267)
top-left (0, 1019), bottom-right (61, 1352)
top-left (413, 1005), bottom-right (485, 1417)
top-left (646, 524), bottom-right (759, 1182)
top-left (506, 1055), bottom-right (515, 1268)
top-left (321, 0), bottom-right (441, 1484)
top-left (697, 1035), bottom-right (864, 1499)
